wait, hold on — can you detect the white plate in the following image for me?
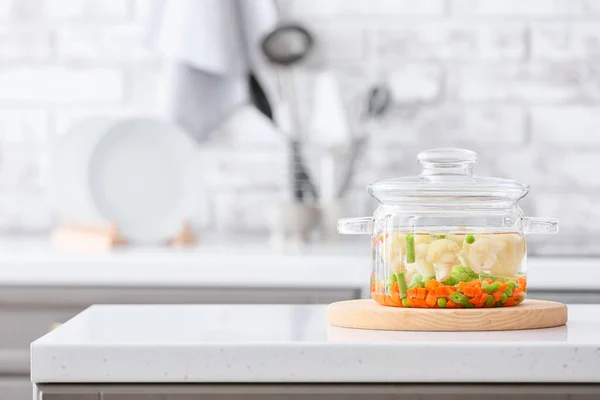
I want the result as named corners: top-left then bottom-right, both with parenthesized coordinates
top-left (88, 118), bottom-right (200, 244)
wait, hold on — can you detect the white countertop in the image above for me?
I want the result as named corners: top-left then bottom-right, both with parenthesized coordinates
top-left (31, 303), bottom-right (600, 383)
top-left (0, 236), bottom-right (598, 290)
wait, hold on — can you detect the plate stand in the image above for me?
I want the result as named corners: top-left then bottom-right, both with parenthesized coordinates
top-left (52, 220), bottom-right (197, 252)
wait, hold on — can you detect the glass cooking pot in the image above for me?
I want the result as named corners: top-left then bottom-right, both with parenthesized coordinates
top-left (338, 148), bottom-right (558, 309)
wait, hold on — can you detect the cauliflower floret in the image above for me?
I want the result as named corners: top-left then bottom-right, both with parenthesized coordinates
top-left (415, 234), bottom-right (433, 245)
top-left (446, 234), bottom-right (465, 247)
top-left (427, 239), bottom-right (461, 281)
top-left (382, 233), bottom-right (406, 264)
top-left (463, 234), bottom-right (526, 276)
top-left (490, 234), bottom-right (526, 276)
top-left (413, 259), bottom-right (435, 279)
top-left (463, 235), bottom-right (497, 274)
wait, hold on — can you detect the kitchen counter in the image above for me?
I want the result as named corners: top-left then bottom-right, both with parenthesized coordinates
top-left (31, 304), bottom-right (600, 384)
top-left (0, 236), bottom-right (597, 291)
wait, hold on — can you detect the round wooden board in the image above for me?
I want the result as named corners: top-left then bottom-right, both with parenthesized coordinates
top-left (328, 299), bottom-right (567, 331)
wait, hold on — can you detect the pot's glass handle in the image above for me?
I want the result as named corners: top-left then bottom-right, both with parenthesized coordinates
top-left (337, 217), bottom-right (373, 235)
top-left (523, 217), bottom-right (559, 234)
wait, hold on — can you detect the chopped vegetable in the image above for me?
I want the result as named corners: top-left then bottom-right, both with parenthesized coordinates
top-left (441, 276), bottom-right (458, 286)
top-left (401, 297), bottom-right (409, 307)
top-left (451, 265), bottom-right (478, 283)
top-left (405, 234), bottom-right (415, 263)
top-left (484, 282), bottom-right (501, 294)
top-left (501, 293), bottom-right (508, 304)
top-left (449, 292), bottom-right (474, 308)
top-left (437, 297), bottom-right (447, 308)
top-left (389, 274), bottom-right (397, 284)
top-left (397, 272), bottom-right (408, 298)
top-left (465, 234), bottom-right (475, 244)
top-left (484, 294), bottom-right (494, 307)
top-left (504, 287), bottom-right (513, 297)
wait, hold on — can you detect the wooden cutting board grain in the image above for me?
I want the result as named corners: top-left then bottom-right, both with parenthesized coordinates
top-left (328, 299), bottom-right (567, 331)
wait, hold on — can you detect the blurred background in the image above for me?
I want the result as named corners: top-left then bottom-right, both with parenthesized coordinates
top-left (0, 0), bottom-right (596, 255)
top-left (1, 1), bottom-right (599, 397)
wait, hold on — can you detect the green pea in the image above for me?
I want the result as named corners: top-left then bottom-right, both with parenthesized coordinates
top-left (437, 297), bottom-right (447, 308)
top-left (484, 296), bottom-right (494, 306)
top-left (501, 293), bottom-right (508, 304)
top-left (507, 281), bottom-right (517, 289)
top-left (401, 297), bottom-right (409, 307)
top-left (465, 234), bottom-right (475, 244)
top-left (484, 282), bottom-right (501, 294)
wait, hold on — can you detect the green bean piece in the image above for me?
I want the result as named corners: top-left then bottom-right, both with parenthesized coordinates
top-left (397, 272), bottom-right (408, 298)
top-left (409, 273), bottom-right (423, 288)
top-left (405, 234), bottom-right (415, 263)
top-left (506, 281), bottom-right (517, 289)
top-left (504, 287), bottom-right (513, 297)
top-left (484, 282), bottom-right (501, 294)
top-left (484, 295), bottom-right (494, 307)
top-left (501, 293), bottom-right (508, 304)
top-left (449, 292), bottom-right (474, 308)
top-left (389, 274), bottom-right (397, 284)
top-left (441, 277), bottom-right (458, 286)
top-left (481, 281), bottom-right (489, 290)
top-left (401, 297), bottom-right (409, 307)
top-left (437, 297), bottom-right (447, 308)
top-left (465, 234), bottom-right (475, 244)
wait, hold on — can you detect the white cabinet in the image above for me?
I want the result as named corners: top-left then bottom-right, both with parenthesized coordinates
top-left (0, 378), bottom-right (32, 400)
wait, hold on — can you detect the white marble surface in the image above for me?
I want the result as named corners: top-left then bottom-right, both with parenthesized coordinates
top-left (0, 236), bottom-right (597, 290)
top-left (31, 304), bottom-right (600, 383)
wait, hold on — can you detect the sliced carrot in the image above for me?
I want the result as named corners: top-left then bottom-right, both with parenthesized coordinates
top-left (469, 296), bottom-right (481, 306)
top-left (390, 282), bottom-right (399, 293)
top-left (484, 277), bottom-right (493, 284)
top-left (412, 298), bottom-right (426, 308)
top-left (480, 293), bottom-right (490, 306)
top-left (389, 292), bottom-right (402, 306)
top-left (417, 288), bottom-right (427, 300)
top-left (407, 287), bottom-right (418, 298)
top-left (370, 282), bottom-right (376, 293)
top-left (493, 291), bottom-right (503, 302)
top-left (425, 280), bottom-right (440, 291)
top-left (447, 286), bottom-right (458, 293)
top-left (503, 297), bottom-right (516, 307)
top-left (470, 279), bottom-right (482, 287)
top-left (425, 292), bottom-right (437, 307)
top-left (463, 286), bottom-right (475, 297)
top-left (446, 299), bottom-right (459, 308)
top-left (473, 286), bottom-right (483, 296)
top-left (435, 286), bottom-right (448, 296)
top-left (459, 282), bottom-right (469, 293)
top-left (499, 283), bottom-right (508, 292)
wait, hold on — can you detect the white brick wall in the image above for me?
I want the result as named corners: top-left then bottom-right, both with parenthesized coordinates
top-left (0, 0), bottom-right (598, 254)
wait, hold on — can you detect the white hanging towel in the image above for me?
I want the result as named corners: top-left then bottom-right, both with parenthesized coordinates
top-left (144, 0), bottom-right (279, 143)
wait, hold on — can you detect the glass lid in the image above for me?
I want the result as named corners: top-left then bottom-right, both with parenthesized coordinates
top-left (368, 148), bottom-right (529, 205)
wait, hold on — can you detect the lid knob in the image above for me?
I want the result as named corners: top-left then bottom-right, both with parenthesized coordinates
top-left (418, 148), bottom-right (478, 175)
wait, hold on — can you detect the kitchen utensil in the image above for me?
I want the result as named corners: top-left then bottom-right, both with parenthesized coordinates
top-left (336, 86), bottom-right (390, 199)
top-left (365, 84), bottom-right (392, 120)
top-left (52, 117), bottom-right (201, 245)
top-left (261, 15), bottom-right (317, 203)
top-left (328, 299), bottom-right (567, 331)
top-left (338, 148), bottom-right (558, 308)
